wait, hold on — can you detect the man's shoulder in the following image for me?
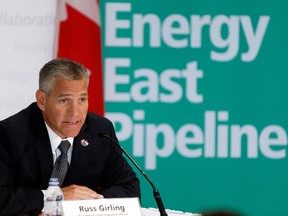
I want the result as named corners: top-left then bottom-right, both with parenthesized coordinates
top-left (86, 112), bottom-right (112, 125)
top-left (1, 102), bottom-right (41, 127)
top-left (84, 112), bottom-right (115, 134)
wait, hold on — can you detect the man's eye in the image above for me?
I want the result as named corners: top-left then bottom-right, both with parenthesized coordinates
top-left (80, 98), bottom-right (87, 103)
top-left (59, 99), bottom-right (68, 103)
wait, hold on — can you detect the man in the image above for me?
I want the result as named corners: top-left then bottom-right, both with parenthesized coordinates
top-left (0, 58), bottom-right (140, 216)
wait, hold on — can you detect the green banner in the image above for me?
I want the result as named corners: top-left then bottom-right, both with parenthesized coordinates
top-left (101, 1), bottom-right (288, 215)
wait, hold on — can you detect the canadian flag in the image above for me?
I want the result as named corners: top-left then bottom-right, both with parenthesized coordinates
top-left (55, 0), bottom-right (104, 116)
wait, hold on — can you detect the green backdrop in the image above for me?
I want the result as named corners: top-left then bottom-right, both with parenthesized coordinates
top-left (100, 1), bottom-right (288, 215)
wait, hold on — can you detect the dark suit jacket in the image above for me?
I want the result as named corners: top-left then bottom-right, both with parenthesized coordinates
top-left (0, 103), bottom-right (140, 216)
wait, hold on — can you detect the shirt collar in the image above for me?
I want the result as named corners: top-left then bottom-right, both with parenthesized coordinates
top-left (44, 122), bottom-right (74, 152)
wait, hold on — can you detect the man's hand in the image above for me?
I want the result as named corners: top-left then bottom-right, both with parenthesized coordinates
top-left (61, 184), bottom-right (104, 200)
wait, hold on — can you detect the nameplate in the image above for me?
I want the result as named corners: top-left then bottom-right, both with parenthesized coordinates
top-left (61, 197), bottom-right (142, 216)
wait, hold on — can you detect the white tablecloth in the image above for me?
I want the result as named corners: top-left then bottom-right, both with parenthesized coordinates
top-left (141, 208), bottom-right (201, 216)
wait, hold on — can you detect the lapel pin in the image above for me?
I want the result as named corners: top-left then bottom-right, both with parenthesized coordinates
top-left (81, 139), bottom-right (89, 147)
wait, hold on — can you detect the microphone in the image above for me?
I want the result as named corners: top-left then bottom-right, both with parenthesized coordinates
top-left (98, 132), bottom-right (168, 216)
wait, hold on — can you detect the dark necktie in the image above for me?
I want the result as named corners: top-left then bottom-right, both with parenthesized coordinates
top-left (51, 140), bottom-right (71, 186)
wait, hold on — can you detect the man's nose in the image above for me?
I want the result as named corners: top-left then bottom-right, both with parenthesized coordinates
top-left (68, 102), bottom-right (79, 116)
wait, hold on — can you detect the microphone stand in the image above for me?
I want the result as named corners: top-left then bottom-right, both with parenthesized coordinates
top-left (99, 132), bottom-right (168, 216)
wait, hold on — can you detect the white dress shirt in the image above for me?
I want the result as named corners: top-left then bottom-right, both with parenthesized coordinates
top-left (45, 122), bottom-right (74, 164)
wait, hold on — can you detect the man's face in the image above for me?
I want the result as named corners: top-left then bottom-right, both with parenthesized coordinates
top-left (36, 76), bottom-right (88, 138)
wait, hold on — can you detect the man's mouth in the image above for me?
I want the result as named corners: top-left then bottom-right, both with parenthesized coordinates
top-left (65, 121), bottom-right (78, 125)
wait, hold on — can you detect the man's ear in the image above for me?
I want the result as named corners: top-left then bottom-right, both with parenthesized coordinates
top-left (36, 90), bottom-right (46, 111)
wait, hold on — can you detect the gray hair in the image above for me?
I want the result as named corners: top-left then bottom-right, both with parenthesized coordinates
top-left (39, 58), bottom-right (89, 95)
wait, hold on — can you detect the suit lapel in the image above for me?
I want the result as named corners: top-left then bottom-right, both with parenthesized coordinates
top-left (34, 137), bottom-right (53, 187)
top-left (30, 103), bottom-right (54, 187)
top-left (64, 125), bottom-right (92, 183)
